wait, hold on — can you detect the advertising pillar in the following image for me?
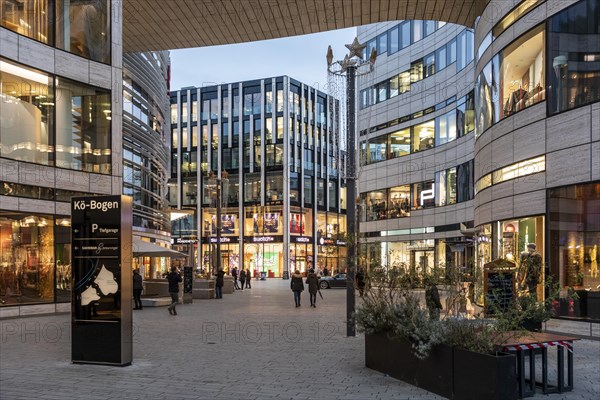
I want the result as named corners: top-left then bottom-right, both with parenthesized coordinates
top-left (71, 195), bottom-right (133, 366)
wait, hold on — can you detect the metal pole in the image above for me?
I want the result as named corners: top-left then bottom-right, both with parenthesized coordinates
top-left (216, 178), bottom-right (222, 274)
top-left (346, 65), bottom-right (357, 337)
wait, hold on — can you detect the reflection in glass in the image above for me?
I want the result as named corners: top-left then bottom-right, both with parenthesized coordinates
top-left (55, 78), bottom-right (111, 173)
top-left (56, 0), bottom-right (110, 63)
top-left (0, 59), bottom-right (54, 165)
top-left (1, 0), bottom-right (53, 44)
top-left (547, 0), bottom-right (600, 114)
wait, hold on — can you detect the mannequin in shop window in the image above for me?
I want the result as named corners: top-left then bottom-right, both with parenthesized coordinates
top-left (518, 243), bottom-right (542, 296)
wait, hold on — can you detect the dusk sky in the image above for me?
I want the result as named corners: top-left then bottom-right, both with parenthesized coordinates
top-left (170, 27), bottom-right (357, 93)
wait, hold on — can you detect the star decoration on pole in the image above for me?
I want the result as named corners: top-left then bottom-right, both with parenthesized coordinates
top-left (345, 37), bottom-right (366, 60)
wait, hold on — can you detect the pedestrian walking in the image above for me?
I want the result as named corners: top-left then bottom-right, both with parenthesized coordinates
top-left (133, 269), bottom-right (143, 310)
top-left (425, 277), bottom-right (443, 321)
top-left (167, 266), bottom-right (182, 315)
top-left (232, 267), bottom-right (240, 290)
top-left (305, 268), bottom-right (320, 308)
top-left (323, 266), bottom-right (329, 276)
top-left (291, 269), bottom-right (304, 307)
top-left (356, 269), bottom-right (366, 297)
top-left (245, 268), bottom-right (252, 288)
top-left (239, 269), bottom-right (246, 291)
top-left (215, 268), bottom-right (225, 299)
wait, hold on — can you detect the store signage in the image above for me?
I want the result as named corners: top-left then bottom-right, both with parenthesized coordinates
top-left (293, 236), bottom-right (312, 243)
top-left (319, 237), bottom-right (335, 246)
top-left (172, 237), bottom-right (198, 245)
top-left (336, 240), bottom-right (347, 246)
top-left (71, 195), bottom-right (132, 366)
top-left (208, 236), bottom-right (235, 244)
top-left (420, 184), bottom-right (435, 206)
top-left (253, 236), bottom-right (275, 243)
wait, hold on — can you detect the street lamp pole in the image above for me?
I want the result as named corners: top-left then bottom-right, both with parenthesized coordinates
top-left (327, 38), bottom-right (376, 337)
top-left (216, 176), bottom-right (222, 275)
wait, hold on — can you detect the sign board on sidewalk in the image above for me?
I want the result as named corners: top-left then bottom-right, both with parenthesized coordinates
top-left (71, 195), bottom-right (132, 366)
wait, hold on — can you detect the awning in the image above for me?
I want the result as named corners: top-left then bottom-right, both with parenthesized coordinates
top-left (132, 239), bottom-right (188, 258)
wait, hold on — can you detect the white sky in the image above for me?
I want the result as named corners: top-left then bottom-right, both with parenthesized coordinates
top-left (169, 27), bottom-right (357, 93)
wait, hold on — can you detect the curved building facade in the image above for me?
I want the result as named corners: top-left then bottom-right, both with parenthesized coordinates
top-left (358, 0), bottom-right (600, 318)
top-left (122, 51), bottom-right (171, 277)
top-left (473, 0), bottom-right (599, 311)
top-left (357, 20), bottom-right (476, 276)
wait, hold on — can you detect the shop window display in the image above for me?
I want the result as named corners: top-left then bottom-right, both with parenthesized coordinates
top-left (549, 183), bottom-right (600, 297)
top-left (1, 212), bottom-right (56, 305)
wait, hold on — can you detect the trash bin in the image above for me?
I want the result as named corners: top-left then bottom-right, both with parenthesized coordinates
top-left (260, 272), bottom-right (267, 280)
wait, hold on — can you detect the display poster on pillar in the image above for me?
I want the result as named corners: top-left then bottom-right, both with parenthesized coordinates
top-left (71, 195), bottom-right (132, 366)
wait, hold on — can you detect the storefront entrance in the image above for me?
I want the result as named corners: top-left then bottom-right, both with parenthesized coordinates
top-left (243, 243), bottom-right (283, 278)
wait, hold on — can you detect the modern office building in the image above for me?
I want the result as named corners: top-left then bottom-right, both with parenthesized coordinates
top-left (0, 3), bottom-right (171, 311)
top-left (357, 0), bottom-right (599, 316)
top-left (169, 77), bottom-right (346, 277)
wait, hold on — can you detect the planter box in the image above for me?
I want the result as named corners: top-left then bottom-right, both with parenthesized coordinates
top-left (365, 332), bottom-right (453, 398)
top-left (365, 333), bottom-right (518, 400)
top-left (453, 348), bottom-right (517, 400)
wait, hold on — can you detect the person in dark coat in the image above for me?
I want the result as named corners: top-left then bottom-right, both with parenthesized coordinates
top-left (290, 269), bottom-right (304, 307)
top-left (133, 269), bottom-right (143, 310)
top-left (425, 278), bottom-right (443, 320)
top-left (239, 269), bottom-right (246, 291)
top-left (245, 268), bottom-right (252, 289)
top-left (215, 269), bottom-right (225, 299)
top-left (167, 266), bottom-right (182, 315)
top-left (305, 269), bottom-right (320, 308)
top-left (232, 267), bottom-right (240, 290)
top-left (356, 269), bottom-right (366, 297)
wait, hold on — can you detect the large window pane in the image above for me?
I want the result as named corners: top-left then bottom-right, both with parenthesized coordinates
top-left (389, 26), bottom-right (399, 53)
top-left (400, 21), bottom-right (411, 49)
top-left (389, 128), bottom-right (410, 158)
top-left (1, 0), bottom-right (53, 44)
top-left (548, 0), bottom-right (600, 114)
top-left (55, 78), bottom-right (111, 173)
top-left (501, 25), bottom-right (545, 118)
top-left (368, 135), bottom-right (387, 163)
top-left (0, 59), bottom-right (54, 165)
top-left (412, 120), bottom-right (434, 152)
top-left (56, 0), bottom-right (110, 63)
top-left (388, 185), bottom-right (410, 218)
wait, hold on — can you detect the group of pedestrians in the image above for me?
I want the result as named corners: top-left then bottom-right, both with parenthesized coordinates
top-left (231, 267), bottom-right (251, 290)
top-left (290, 268), bottom-right (321, 308)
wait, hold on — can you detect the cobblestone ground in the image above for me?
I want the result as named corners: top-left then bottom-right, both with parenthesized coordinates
top-left (1, 279), bottom-right (599, 400)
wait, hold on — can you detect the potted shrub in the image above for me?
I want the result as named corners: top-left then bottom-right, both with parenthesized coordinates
top-left (356, 266), bottom-right (521, 400)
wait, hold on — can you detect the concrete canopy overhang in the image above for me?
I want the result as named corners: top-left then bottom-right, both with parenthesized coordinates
top-left (123, 0), bottom-right (486, 52)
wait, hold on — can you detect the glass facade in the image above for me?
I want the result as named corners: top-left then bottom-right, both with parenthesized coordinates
top-left (0, 212), bottom-right (71, 305)
top-left (1, 0), bottom-right (110, 64)
top-left (547, 0), bottom-right (600, 114)
top-left (548, 183), bottom-right (600, 294)
top-left (476, 24), bottom-right (545, 136)
top-left (360, 91), bottom-right (474, 165)
top-left (168, 77), bottom-right (346, 277)
top-left (360, 28), bottom-right (474, 109)
top-left (1, 57), bottom-right (112, 173)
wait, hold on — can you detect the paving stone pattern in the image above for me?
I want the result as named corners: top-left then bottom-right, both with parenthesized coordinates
top-left (0, 279), bottom-right (599, 400)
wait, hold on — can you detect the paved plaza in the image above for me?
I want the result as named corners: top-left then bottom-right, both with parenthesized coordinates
top-left (0, 280), bottom-right (599, 400)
